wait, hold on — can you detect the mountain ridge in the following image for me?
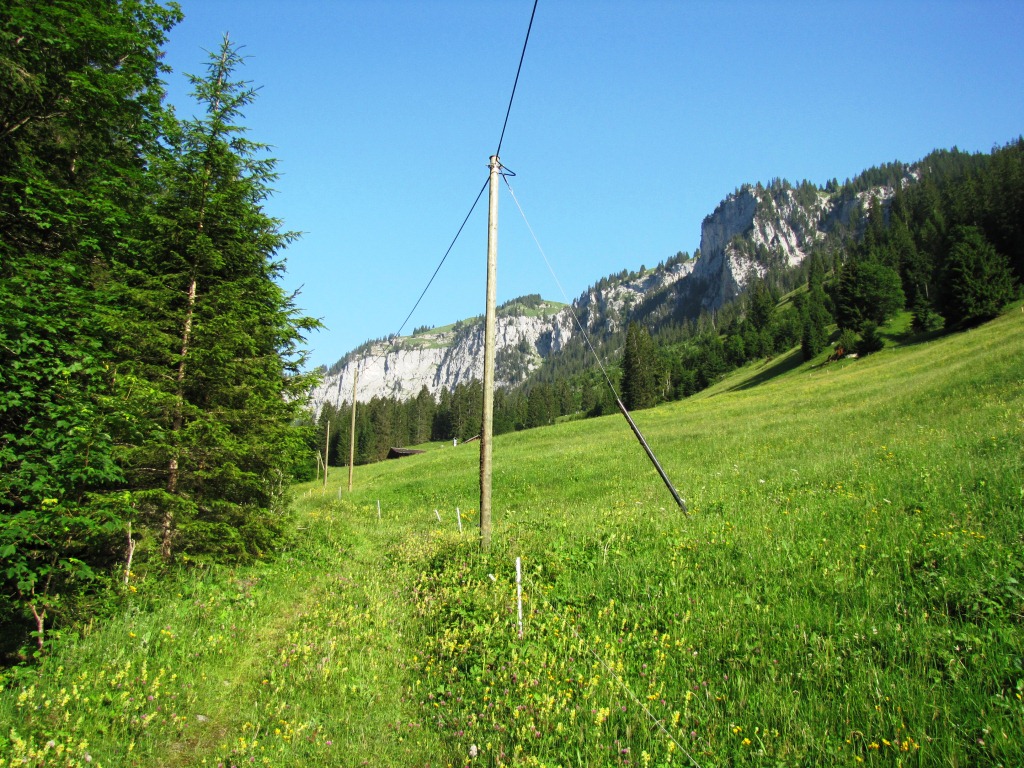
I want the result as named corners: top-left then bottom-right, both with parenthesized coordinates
top-left (310, 163), bottom-right (915, 411)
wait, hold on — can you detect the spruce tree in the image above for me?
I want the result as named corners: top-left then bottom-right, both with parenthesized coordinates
top-left (800, 285), bottom-right (832, 360)
top-left (621, 322), bottom-right (659, 410)
top-left (121, 36), bottom-right (319, 561)
top-left (940, 226), bottom-right (1018, 326)
top-left (833, 259), bottom-right (905, 331)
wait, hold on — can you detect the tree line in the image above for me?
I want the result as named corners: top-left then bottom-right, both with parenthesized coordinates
top-left (619, 140), bottom-right (1022, 409)
top-left (1, 2), bottom-right (318, 654)
top-left (320, 139), bottom-right (1022, 464)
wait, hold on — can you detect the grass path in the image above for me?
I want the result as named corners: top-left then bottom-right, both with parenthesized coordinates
top-left (0, 492), bottom-right (446, 767)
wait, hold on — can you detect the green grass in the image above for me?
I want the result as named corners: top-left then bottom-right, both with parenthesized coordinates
top-left (2, 310), bottom-right (1022, 767)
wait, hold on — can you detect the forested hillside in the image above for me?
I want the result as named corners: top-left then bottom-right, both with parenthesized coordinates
top-left (0, 2), bottom-right (318, 654)
top-left (315, 141), bottom-right (1023, 466)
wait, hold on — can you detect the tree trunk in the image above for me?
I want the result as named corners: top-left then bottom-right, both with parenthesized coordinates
top-left (163, 274), bottom-right (196, 561)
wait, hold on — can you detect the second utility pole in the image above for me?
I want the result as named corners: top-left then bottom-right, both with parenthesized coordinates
top-left (348, 367), bottom-right (358, 492)
top-left (480, 155), bottom-right (500, 552)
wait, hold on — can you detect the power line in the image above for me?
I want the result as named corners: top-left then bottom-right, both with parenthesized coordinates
top-left (503, 176), bottom-right (688, 512)
top-left (336, 175), bottom-right (489, 392)
top-left (352, 0), bottom-right (540, 372)
top-left (375, 0), bottom-right (538, 360)
top-left (335, 2), bottom-right (536, 400)
top-left (495, 0), bottom-right (539, 157)
top-left (392, 176), bottom-right (489, 341)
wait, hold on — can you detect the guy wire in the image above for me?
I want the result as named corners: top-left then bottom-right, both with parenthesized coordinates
top-left (503, 175), bottom-right (688, 512)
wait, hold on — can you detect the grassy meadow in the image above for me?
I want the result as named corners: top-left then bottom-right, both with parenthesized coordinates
top-left (1, 308), bottom-right (1022, 767)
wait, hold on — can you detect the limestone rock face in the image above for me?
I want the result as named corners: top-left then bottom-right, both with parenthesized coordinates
top-left (312, 178), bottom-right (900, 412)
top-left (308, 309), bottom-right (575, 412)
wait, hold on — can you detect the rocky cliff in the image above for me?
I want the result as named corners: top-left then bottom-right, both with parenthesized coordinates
top-left (312, 174), bottom-right (904, 411)
top-left (309, 306), bottom-right (575, 412)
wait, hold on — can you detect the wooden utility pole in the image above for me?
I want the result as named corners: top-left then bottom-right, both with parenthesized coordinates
top-left (348, 367), bottom-right (358, 492)
top-left (480, 155), bottom-right (500, 551)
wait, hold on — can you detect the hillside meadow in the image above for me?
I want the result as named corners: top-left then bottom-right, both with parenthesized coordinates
top-left (2, 309), bottom-right (1022, 767)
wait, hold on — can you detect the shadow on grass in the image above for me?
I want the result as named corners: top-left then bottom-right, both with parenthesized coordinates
top-left (727, 349), bottom-right (806, 392)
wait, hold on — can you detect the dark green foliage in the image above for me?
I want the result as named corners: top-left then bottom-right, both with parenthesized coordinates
top-left (855, 322), bottom-right (885, 355)
top-left (525, 384), bottom-right (557, 428)
top-left (910, 300), bottom-right (944, 334)
top-left (621, 323), bottom-right (661, 411)
top-left (834, 328), bottom-right (859, 357)
top-left (113, 37), bottom-right (320, 563)
top-left (940, 226), bottom-right (1019, 326)
top-left (0, 0), bottom-right (182, 648)
top-left (1, 11), bottom-right (318, 649)
top-left (801, 285), bottom-right (833, 360)
top-left (833, 260), bottom-right (905, 331)
top-left (746, 279), bottom-right (777, 331)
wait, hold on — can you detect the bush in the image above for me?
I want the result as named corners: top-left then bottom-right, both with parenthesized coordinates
top-left (856, 321), bottom-right (885, 355)
top-left (835, 328), bottom-right (859, 357)
top-left (911, 301), bottom-right (944, 333)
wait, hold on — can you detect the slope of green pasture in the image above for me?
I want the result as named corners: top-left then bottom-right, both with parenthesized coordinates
top-left (1, 309), bottom-right (1021, 767)
top-left (341, 309), bottom-right (1023, 767)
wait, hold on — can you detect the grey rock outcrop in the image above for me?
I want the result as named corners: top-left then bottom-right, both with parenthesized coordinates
top-left (309, 308), bottom-right (575, 413)
top-left (311, 176), bottom-right (902, 412)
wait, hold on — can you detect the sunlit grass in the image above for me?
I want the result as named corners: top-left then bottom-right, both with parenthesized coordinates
top-left (1, 308), bottom-right (1021, 766)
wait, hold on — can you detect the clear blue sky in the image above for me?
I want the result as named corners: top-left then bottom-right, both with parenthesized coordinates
top-left (160, 0), bottom-right (1024, 370)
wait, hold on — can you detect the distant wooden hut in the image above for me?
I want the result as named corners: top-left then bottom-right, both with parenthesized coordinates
top-left (386, 447), bottom-right (426, 460)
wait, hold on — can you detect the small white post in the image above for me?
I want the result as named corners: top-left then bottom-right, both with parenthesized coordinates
top-left (516, 556), bottom-right (523, 639)
top-left (348, 368), bottom-right (358, 492)
top-left (435, 508), bottom-right (441, 523)
top-left (377, 499), bottom-right (381, 521)
top-left (456, 507), bottom-right (463, 533)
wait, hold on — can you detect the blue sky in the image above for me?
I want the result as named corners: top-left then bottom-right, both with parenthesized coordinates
top-left (160, 1), bottom-right (1024, 370)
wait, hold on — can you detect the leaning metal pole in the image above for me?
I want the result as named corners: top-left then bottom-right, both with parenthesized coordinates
top-left (614, 397), bottom-right (688, 512)
top-left (480, 155), bottom-right (500, 551)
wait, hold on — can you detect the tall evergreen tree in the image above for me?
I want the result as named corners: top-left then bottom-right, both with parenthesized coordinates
top-left (120, 37), bottom-right (319, 562)
top-left (833, 259), bottom-right (905, 331)
top-left (800, 285), bottom-right (832, 360)
top-left (525, 384), bottom-right (555, 428)
top-left (940, 226), bottom-right (1019, 326)
top-left (746, 278), bottom-right (777, 331)
top-left (621, 322), bottom-right (659, 410)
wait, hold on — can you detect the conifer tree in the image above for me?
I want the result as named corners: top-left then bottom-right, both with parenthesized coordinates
top-left (621, 322), bottom-right (660, 410)
top-left (121, 36), bottom-right (319, 561)
top-left (833, 259), bottom-right (905, 331)
top-left (800, 286), bottom-right (832, 360)
top-left (940, 226), bottom-right (1019, 326)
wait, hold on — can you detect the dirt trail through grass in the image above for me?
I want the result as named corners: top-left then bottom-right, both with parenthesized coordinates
top-left (167, 494), bottom-right (447, 766)
top-left (0, 494), bottom-right (442, 768)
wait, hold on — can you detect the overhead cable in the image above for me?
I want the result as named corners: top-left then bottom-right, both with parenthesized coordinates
top-left (350, 175), bottom-right (489, 382)
top-left (503, 176), bottom-right (688, 513)
top-left (392, 176), bottom-right (490, 340)
top-left (495, 0), bottom-right (540, 157)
